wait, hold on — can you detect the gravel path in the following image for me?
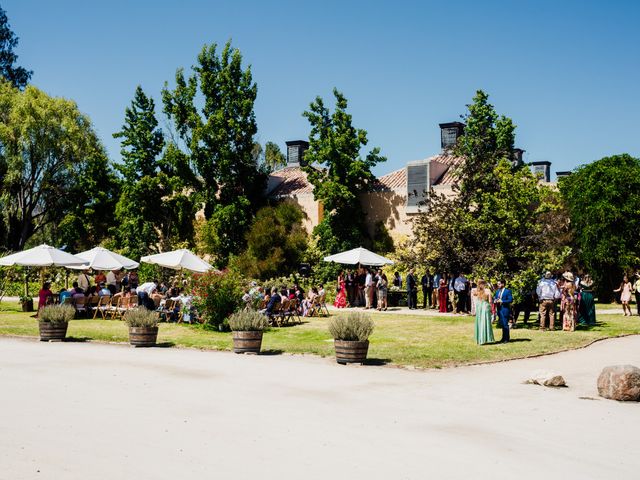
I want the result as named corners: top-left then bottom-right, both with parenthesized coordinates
top-left (0, 335), bottom-right (638, 480)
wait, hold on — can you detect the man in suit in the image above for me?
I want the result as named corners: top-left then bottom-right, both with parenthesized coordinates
top-left (421, 270), bottom-right (433, 309)
top-left (406, 269), bottom-right (418, 310)
top-left (494, 279), bottom-right (513, 343)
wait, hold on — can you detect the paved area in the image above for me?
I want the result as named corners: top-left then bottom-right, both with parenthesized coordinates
top-left (0, 335), bottom-right (638, 479)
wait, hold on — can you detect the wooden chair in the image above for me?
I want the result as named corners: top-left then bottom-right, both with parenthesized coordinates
top-left (86, 295), bottom-right (100, 318)
top-left (284, 298), bottom-right (301, 324)
top-left (93, 295), bottom-right (111, 320)
top-left (73, 296), bottom-right (87, 318)
top-left (266, 301), bottom-right (282, 326)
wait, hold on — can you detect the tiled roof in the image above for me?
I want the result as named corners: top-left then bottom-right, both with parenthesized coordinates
top-left (269, 166), bottom-right (314, 197)
top-left (429, 154), bottom-right (465, 185)
top-left (267, 153), bottom-right (465, 198)
top-left (373, 168), bottom-right (406, 191)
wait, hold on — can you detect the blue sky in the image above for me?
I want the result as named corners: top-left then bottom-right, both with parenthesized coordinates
top-left (4, 0), bottom-right (639, 177)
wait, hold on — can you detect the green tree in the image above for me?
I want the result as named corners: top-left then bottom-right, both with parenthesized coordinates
top-left (232, 202), bottom-right (308, 280)
top-left (264, 141), bottom-right (286, 171)
top-left (113, 86), bottom-right (196, 258)
top-left (0, 6), bottom-right (31, 89)
top-left (559, 154), bottom-right (640, 300)
top-left (162, 41), bottom-right (267, 265)
top-left (303, 88), bottom-right (386, 255)
top-left (410, 90), bottom-right (570, 295)
top-left (0, 82), bottom-right (109, 250)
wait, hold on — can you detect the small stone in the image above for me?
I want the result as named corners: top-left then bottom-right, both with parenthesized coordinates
top-left (525, 370), bottom-right (567, 387)
top-left (597, 365), bottom-right (640, 402)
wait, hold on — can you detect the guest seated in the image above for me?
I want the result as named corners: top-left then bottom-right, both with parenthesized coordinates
top-left (98, 283), bottom-right (111, 297)
top-left (302, 287), bottom-right (318, 317)
top-left (261, 287), bottom-right (281, 316)
top-left (59, 288), bottom-right (72, 303)
top-left (85, 285), bottom-right (99, 299)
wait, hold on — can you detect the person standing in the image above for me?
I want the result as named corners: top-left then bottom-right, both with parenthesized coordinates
top-left (494, 279), bottom-right (513, 343)
top-left (578, 275), bottom-right (596, 325)
top-left (536, 271), bottom-right (560, 330)
top-left (333, 271), bottom-right (347, 308)
top-left (560, 272), bottom-right (577, 331)
top-left (430, 272), bottom-right (440, 309)
top-left (613, 274), bottom-right (633, 316)
top-left (634, 273), bottom-right (640, 316)
top-left (454, 273), bottom-right (469, 314)
top-left (406, 269), bottom-right (418, 310)
top-left (393, 271), bottom-right (402, 289)
top-left (377, 272), bottom-right (388, 311)
top-left (77, 270), bottom-right (91, 292)
top-left (421, 270), bottom-right (433, 309)
top-left (438, 278), bottom-right (448, 313)
top-left (364, 268), bottom-right (374, 309)
top-left (474, 280), bottom-right (495, 345)
top-left (345, 270), bottom-right (355, 307)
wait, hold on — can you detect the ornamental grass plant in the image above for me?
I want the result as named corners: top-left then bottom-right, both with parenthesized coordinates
top-left (228, 310), bottom-right (269, 332)
top-left (124, 308), bottom-right (159, 328)
top-left (39, 304), bottom-right (75, 324)
top-left (328, 312), bottom-right (374, 342)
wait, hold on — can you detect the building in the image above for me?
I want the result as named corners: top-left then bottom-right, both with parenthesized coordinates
top-left (267, 122), bottom-right (548, 243)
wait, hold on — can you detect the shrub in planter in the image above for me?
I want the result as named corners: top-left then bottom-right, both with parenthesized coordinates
top-left (19, 294), bottom-right (34, 312)
top-left (38, 304), bottom-right (75, 341)
top-left (125, 308), bottom-right (159, 347)
top-left (228, 310), bottom-right (269, 354)
top-left (328, 312), bottom-right (374, 364)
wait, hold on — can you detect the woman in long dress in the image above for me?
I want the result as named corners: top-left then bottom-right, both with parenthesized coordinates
top-left (578, 275), bottom-right (596, 325)
top-left (333, 272), bottom-right (347, 308)
top-left (561, 272), bottom-right (577, 331)
top-left (474, 280), bottom-right (495, 345)
top-left (438, 279), bottom-right (448, 313)
top-left (613, 274), bottom-right (633, 316)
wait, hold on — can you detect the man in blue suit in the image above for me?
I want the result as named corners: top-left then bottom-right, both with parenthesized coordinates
top-left (494, 279), bottom-right (513, 343)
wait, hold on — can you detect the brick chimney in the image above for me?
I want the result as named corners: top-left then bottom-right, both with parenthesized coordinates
top-left (439, 122), bottom-right (465, 152)
top-left (285, 140), bottom-right (309, 167)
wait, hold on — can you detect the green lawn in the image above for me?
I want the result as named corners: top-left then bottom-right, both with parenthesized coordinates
top-left (1, 301), bottom-right (638, 369)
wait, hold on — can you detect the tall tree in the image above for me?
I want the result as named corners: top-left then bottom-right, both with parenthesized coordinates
top-left (409, 90), bottom-right (570, 295)
top-left (303, 88), bottom-right (386, 255)
top-left (264, 141), bottom-right (286, 171)
top-left (0, 6), bottom-right (31, 89)
top-left (113, 86), bottom-right (196, 258)
top-left (162, 41), bottom-right (267, 265)
top-left (0, 82), bottom-right (111, 250)
top-left (559, 154), bottom-right (640, 300)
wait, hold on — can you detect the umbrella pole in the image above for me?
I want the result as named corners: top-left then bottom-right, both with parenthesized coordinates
top-left (24, 267), bottom-right (29, 298)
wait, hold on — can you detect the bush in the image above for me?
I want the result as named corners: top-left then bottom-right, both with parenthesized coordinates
top-left (228, 310), bottom-right (269, 332)
top-left (39, 304), bottom-right (75, 324)
top-left (191, 269), bottom-right (242, 329)
top-left (124, 308), bottom-right (159, 328)
top-left (328, 312), bottom-right (374, 341)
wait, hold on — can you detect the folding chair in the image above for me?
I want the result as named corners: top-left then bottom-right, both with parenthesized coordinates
top-left (267, 301), bottom-right (282, 327)
top-left (73, 296), bottom-right (87, 318)
top-left (93, 295), bottom-right (111, 320)
top-left (86, 295), bottom-right (100, 318)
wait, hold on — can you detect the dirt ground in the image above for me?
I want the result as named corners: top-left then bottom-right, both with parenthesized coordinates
top-left (0, 335), bottom-right (638, 480)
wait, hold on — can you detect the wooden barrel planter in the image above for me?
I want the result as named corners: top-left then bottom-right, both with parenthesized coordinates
top-left (232, 331), bottom-right (263, 354)
top-left (129, 326), bottom-right (158, 347)
top-left (39, 321), bottom-right (68, 342)
top-left (334, 340), bottom-right (369, 364)
top-left (22, 299), bottom-right (34, 312)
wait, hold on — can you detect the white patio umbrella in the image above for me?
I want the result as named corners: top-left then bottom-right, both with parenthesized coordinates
top-left (66, 247), bottom-right (139, 271)
top-left (323, 247), bottom-right (394, 266)
top-left (140, 249), bottom-right (212, 273)
top-left (0, 244), bottom-right (88, 297)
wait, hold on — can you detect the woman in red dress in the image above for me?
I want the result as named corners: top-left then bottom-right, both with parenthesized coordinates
top-left (438, 278), bottom-right (448, 313)
top-left (334, 271), bottom-right (348, 308)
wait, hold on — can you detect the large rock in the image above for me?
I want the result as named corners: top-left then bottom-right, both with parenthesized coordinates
top-left (597, 365), bottom-right (640, 402)
top-left (525, 370), bottom-right (567, 387)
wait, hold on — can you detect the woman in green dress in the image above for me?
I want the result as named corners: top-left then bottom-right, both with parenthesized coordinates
top-left (578, 275), bottom-right (596, 326)
top-left (474, 280), bottom-right (495, 345)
